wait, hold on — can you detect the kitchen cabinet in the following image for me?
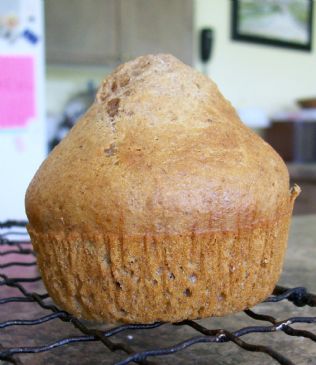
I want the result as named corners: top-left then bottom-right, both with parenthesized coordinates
top-left (119, 0), bottom-right (193, 65)
top-left (45, 0), bottom-right (119, 65)
top-left (266, 120), bottom-right (316, 163)
top-left (45, 0), bottom-right (194, 66)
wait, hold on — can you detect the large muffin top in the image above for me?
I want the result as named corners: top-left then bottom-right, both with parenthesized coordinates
top-left (26, 54), bottom-right (291, 235)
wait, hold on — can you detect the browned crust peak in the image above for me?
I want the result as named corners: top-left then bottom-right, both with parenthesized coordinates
top-left (26, 54), bottom-right (292, 236)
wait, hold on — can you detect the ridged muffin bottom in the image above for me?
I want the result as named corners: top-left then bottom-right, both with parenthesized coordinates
top-left (29, 214), bottom-right (291, 323)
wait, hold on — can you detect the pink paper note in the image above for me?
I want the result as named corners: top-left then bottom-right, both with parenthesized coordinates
top-left (0, 56), bottom-right (35, 129)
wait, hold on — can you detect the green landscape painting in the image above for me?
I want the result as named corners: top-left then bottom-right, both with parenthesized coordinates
top-left (238, 0), bottom-right (311, 44)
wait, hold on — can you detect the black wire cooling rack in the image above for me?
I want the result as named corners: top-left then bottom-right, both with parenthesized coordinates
top-left (1, 220), bottom-right (316, 365)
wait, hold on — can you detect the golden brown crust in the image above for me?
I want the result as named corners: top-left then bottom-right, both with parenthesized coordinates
top-left (25, 54), bottom-right (299, 323)
top-left (26, 54), bottom-right (290, 235)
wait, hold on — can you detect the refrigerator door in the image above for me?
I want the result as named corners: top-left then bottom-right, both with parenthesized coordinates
top-left (0, 0), bottom-right (46, 220)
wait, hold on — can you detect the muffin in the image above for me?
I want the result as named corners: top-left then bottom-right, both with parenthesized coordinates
top-left (25, 54), bottom-right (299, 323)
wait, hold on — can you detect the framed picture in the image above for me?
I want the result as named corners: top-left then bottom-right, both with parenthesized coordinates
top-left (231, 0), bottom-right (313, 51)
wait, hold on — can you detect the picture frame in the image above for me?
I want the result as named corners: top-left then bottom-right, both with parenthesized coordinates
top-left (231, 0), bottom-right (313, 51)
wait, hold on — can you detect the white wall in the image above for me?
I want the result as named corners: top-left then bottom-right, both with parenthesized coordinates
top-left (194, 0), bottom-right (316, 117)
top-left (46, 65), bottom-right (111, 116)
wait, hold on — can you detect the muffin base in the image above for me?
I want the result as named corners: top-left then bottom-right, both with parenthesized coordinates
top-left (28, 213), bottom-right (292, 324)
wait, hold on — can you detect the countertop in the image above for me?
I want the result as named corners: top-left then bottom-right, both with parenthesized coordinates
top-left (1, 215), bottom-right (315, 365)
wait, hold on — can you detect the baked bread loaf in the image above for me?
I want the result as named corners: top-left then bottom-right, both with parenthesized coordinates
top-left (25, 54), bottom-right (299, 323)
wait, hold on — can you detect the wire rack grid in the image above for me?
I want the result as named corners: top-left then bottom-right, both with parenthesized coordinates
top-left (0, 220), bottom-right (316, 365)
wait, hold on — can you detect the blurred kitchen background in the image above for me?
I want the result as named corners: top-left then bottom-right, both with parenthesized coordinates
top-left (1, 0), bottom-right (316, 220)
